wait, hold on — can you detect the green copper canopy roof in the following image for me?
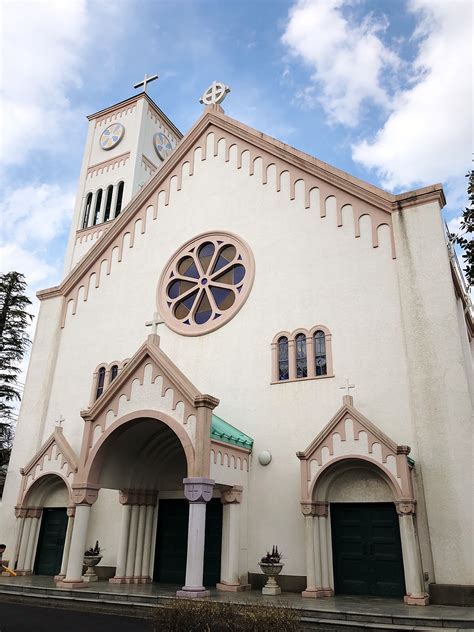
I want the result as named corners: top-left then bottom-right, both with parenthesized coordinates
top-left (211, 414), bottom-right (254, 450)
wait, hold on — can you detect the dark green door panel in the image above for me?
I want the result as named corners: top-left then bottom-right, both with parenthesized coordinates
top-left (331, 503), bottom-right (405, 598)
top-left (153, 498), bottom-right (222, 585)
top-left (34, 508), bottom-right (68, 576)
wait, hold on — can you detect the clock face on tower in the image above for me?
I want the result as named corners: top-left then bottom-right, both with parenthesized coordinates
top-left (153, 132), bottom-right (173, 161)
top-left (99, 123), bottom-right (125, 150)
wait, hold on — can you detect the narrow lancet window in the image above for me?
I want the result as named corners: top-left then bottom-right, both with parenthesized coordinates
top-left (278, 336), bottom-right (289, 381)
top-left (93, 189), bottom-right (103, 225)
top-left (110, 365), bottom-right (118, 382)
top-left (295, 333), bottom-right (308, 378)
top-left (114, 181), bottom-right (124, 217)
top-left (103, 185), bottom-right (113, 222)
top-left (96, 367), bottom-right (106, 400)
top-left (82, 193), bottom-right (93, 228)
top-left (314, 330), bottom-right (327, 376)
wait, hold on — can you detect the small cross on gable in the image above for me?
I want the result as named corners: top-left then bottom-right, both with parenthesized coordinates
top-left (56, 415), bottom-right (65, 428)
top-left (339, 379), bottom-right (355, 401)
top-left (146, 311), bottom-right (164, 335)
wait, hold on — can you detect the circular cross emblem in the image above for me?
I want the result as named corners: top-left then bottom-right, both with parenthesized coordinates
top-left (158, 232), bottom-right (255, 336)
top-left (199, 81), bottom-right (230, 106)
top-left (99, 123), bottom-right (125, 150)
top-left (153, 132), bottom-right (173, 161)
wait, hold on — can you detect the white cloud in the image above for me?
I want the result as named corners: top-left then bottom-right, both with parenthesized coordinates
top-left (282, 0), bottom-right (400, 126)
top-left (0, 243), bottom-right (57, 288)
top-left (0, 0), bottom-right (90, 166)
top-left (352, 0), bottom-right (472, 190)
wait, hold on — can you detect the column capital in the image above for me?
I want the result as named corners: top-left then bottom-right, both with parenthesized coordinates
top-left (26, 507), bottom-right (43, 519)
top-left (395, 500), bottom-right (417, 515)
top-left (183, 477), bottom-right (215, 503)
top-left (194, 394), bottom-right (220, 410)
top-left (15, 506), bottom-right (27, 518)
top-left (315, 501), bottom-right (329, 517)
top-left (300, 501), bottom-right (317, 516)
top-left (221, 486), bottom-right (243, 505)
top-left (72, 483), bottom-right (100, 506)
top-left (67, 506), bottom-right (76, 517)
top-left (119, 489), bottom-right (157, 506)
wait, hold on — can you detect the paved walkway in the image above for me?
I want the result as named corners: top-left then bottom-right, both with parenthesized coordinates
top-left (0, 576), bottom-right (472, 629)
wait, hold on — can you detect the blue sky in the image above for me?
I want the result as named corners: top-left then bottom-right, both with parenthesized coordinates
top-left (0, 0), bottom-right (472, 311)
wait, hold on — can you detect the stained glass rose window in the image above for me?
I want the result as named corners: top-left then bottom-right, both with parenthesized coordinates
top-left (157, 232), bottom-right (255, 335)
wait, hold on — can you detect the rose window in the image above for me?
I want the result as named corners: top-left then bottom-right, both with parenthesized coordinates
top-left (158, 232), bottom-right (254, 335)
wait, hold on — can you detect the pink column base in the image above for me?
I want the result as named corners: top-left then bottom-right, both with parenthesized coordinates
top-left (176, 588), bottom-right (210, 598)
top-left (216, 582), bottom-right (251, 592)
top-left (404, 593), bottom-right (430, 606)
top-left (56, 580), bottom-right (88, 589)
top-left (301, 588), bottom-right (328, 598)
top-left (54, 574), bottom-right (66, 582)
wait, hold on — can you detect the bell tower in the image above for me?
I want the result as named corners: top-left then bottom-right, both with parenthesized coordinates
top-left (63, 76), bottom-right (182, 273)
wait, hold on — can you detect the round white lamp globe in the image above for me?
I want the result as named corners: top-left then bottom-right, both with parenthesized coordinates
top-left (258, 451), bottom-right (272, 466)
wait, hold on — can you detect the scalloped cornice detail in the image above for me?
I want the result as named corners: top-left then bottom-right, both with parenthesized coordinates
top-left (37, 107), bottom-right (446, 328)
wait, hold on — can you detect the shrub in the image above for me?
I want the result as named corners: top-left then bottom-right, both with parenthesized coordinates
top-left (152, 598), bottom-right (301, 632)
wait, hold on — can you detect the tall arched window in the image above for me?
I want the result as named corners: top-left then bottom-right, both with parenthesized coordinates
top-left (95, 367), bottom-right (106, 399)
top-left (110, 364), bottom-right (118, 382)
top-left (278, 337), bottom-right (289, 381)
top-left (93, 189), bottom-right (103, 225)
top-left (114, 181), bottom-right (124, 217)
top-left (313, 330), bottom-right (327, 376)
top-left (103, 185), bottom-right (113, 222)
top-left (295, 333), bottom-right (308, 378)
top-left (82, 193), bottom-right (93, 228)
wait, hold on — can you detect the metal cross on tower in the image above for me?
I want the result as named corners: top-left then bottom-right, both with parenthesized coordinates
top-left (146, 311), bottom-right (164, 335)
top-left (133, 73), bottom-right (159, 94)
top-left (339, 379), bottom-right (355, 396)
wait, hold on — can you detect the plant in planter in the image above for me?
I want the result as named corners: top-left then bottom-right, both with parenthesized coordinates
top-left (83, 541), bottom-right (102, 582)
top-left (258, 545), bottom-right (284, 595)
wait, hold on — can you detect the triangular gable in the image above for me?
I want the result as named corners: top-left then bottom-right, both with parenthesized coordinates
top-left (80, 334), bottom-right (208, 433)
top-left (37, 104), bottom-right (445, 325)
top-left (297, 397), bottom-right (413, 501)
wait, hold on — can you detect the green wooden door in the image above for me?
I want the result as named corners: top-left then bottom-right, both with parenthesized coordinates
top-left (153, 498), bottom-right (222, 585)
top-left (34, 508), bottom-right (68, 576)
top-left (154, 499), bottom-right (189, 584)
top-left (331, 503), bottom-right (405, 598)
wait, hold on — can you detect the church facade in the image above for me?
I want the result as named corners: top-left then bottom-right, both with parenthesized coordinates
top-left (1, 86), bottom-right (472, 606)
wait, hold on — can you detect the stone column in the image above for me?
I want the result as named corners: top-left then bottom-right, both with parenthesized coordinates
top-left (141, 503), bottom-right (155, 582)
top-left (57, 484), bottom-right (99, 588)
top-left (23, 509), bottom-right (42, 573)
top-left (133, 504), bottom-right (147, 582)
top-left (109, 499), bottom-right (132, 584)
top-left (217, 486), bottom-right (248, 592)
top-left (13, 507), bottom-right (27, 571)
top-left (90, 189), bottom-right (101, 227)
top-left (16, 513), bottom-right (32, 574)
top-left (176, 477), bottom-right (215, 598)
top-left (316, 502), bottom-right (333, 597)
top-left (396, 501), bottom-right (429, 606)
top-left (301, 502), bottom-right (320, 597)
top-left (125, 504), bottom-right (139, 580)
top-left (55, 507), bottom-right (75, 581)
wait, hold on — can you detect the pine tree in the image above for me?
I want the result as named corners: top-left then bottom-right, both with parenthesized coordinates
top-left (0, 272), bottom-right (33, 491)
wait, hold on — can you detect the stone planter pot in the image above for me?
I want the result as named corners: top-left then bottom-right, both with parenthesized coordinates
top-left (82, 555), bottom-right (102, 582)
top-left (258, 562), bottom-right (284, 595)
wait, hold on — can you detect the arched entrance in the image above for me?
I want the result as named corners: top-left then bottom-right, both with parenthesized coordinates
top-left (15, 473), bottom-right (74, 578)
top-left (298, 396), bottom-right (429, 605)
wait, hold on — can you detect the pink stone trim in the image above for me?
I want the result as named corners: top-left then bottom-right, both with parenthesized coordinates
top-left (157, 231), bottom-right (255, 337)
top-left (119, 489), bottom-right (157, 506)
top-left (91, 102), bottom-right (137, 127)
top-left (271, 326), bottom-right (334, 384)
top-left (75, 224), bottom-right (110, 245)
top-left (71, 483), bottom-right (100, 506)
top-left (146, 104), bottom-right (179, 145)
top-left (404, 593), bottom-right (430, 606)
top-left (36, 111), bottom-right (443, 324)
top-left (210, 440), bottom-right (250, 472)
top-left (87, 152), bottom-right (130, 178)
top-left (220, 485), bottom-right (243, 504)
top-left (297, 401), bottom-right (414, 504)
top-left (216, 582), bottom-right (251, 592)
top-left (141, 154), bottom-right (157, 175)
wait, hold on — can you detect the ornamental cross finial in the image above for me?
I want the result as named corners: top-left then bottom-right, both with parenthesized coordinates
top-left (56, 414), bottom-right (65, 428)
top-left (146, 311), bottom-right (164, 335)
top-left (200, 81), bottom-right (230, 106)
top-left (339, 379), bottom-right (355, 397)
top-left (133, 73), bottom-right (159, 94)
